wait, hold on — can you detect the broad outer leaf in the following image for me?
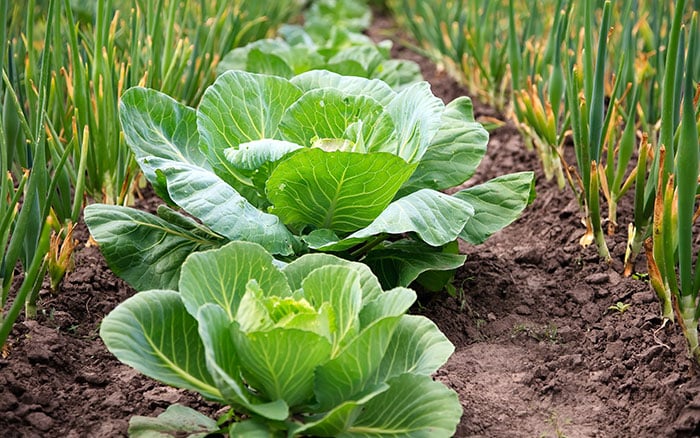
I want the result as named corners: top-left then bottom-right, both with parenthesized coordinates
top-left (363, 241), bottom-right (467, 288)
top-left (288, 385), bottom-right (389, 437)
top-left (302, 229), bottom-right (365, 252)
top-left (267, 149), bottom-right (416, 233)
top-left (119, 88), bottom-right (205, 165)
top-left (100, 290), bottom-right (222, 401)
top-left (347, 189), bottom-right (475, 247)
top-left (128, 404), bottom-right (219, 438)
top-left (400, 96), bottom-right (488, 195)
top-left (217, 39), bottom-right (325, 78)
top-left (305, 0), bottom-right (372, 32)
top-left (84, 204), bottom-right (223, 291)
top-left (291, 70), bottom-right (396, 106)
top-left (327, 60), bottom-right (369, 78)
top-left (247, 48), bottom-right (294, 78)
top-left (370, 315), bottom-right (454, 385)
top-left (119, 87), bottom-right (206, 201)
top-left (282, 254), bottom-right (384, 305)
top-left (228, 419), bottom-right (280, 437)
top-left (217, 39), bottom-right (285, 74)
top-left (328, 45), bottom-right (384, 73)
top-left (224, 139), bottom-right (303, 171)
top-left (383, 82), bottom-right (444, 163)
top-left (179, 241), bottom-right (291, 319)
top-left (197, 70), bottom-right (303, 187)
top-left (158, 160), bottom-right (296, 256)
top-left (341, 374), bottom-right (461, 437)
top-left (285, 46), bottom-right (328, 75)
top-left (374, 59), bottom-right (423, 90)
top-left (357, 287), bottom-right (416, 329)
top-left (454, 171), bottom-right (536, 245)
top-left (279, 88), bottom-right (395, 152)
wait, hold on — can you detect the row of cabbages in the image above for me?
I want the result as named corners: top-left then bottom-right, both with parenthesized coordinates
top-left (87, 0), bottom-right (535, 435)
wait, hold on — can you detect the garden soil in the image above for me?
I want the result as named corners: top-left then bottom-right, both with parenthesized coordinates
top-left (2, 12), bottom-right (700, 438)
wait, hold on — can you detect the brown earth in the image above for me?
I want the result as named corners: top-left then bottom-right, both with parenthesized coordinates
top-left (1, 12), bottom-right (700, 438)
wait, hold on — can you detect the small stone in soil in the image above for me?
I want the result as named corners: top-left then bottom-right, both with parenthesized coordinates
top-left (603, 325), bottom-right (619, 341)
top-left (631, 290), bottom-right (656, 304)
top-left (604, 340), bottom-right (626, 360)
top-left (0, 390), bottom-right (19, 411)
top-left (623, 358), bottom-right (638, 369)
top-left (662, 372), bottom-right (682, 386)
top-left (595, 287), bottom-right (611, 298)
top-left (648, 355), bottom-right (666, 372)
top-left (14, 403), bottom-right (42, 417)
top-left (550, 305), bottom-right (568, 317)
top-left (555, 326), bottom-right (576, 343)
top-left (514, 247), bottom-right (542, 265)
top-left (77, 372), bottom-right (107, 386)
top-left (26, 347), bottom-right (52, 364)
top-left (144, 386), bottom-right (182, 404)
top-left (611, 363), bottom-right (626, 378)
top-left (568, 287), bottom-right (594, 304)
top-left (585, 273), bottom-right (609, 284)
top-left (102, 390), bottom-right (126, 409)
top-left (584, 251), bottom-right (600, 262)
top-left (25, 411), bottom-right (54, 431)
top-left (614, 332), bottom-right (632, 345)
top-left (638, 345), bottom-right (663, 363)
top-left (514, 305), bottom-right (531, 315)
top-left (93, 420), bottom-right (128, 437)
top-left (580, 302), bottom-right (600, 323)
top-left (608, 270), bottom-right (622, 285)
top-left (590, 370), bottom-right (610, 383)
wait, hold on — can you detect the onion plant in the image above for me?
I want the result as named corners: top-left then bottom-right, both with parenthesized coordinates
top-left (509, 0), bottom-right (571, 189)
top-left (513, 0), bottom-right (641, 262)
top-left (524, 0), bottom-right (698, 272)
top-left (386, 0), bottom-right (527, 111)
top-left (561, 1), bottom-right (614, 262)
top-left (645, 12), bottom-right (700, 357)
top-left (0, 0), bottom-right (70, 348)
top-left (626, 0), bottom-right (693, 277)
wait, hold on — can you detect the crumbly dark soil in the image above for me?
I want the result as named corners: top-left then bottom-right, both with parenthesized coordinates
top-left (2, 12), bottom-right (700, 438)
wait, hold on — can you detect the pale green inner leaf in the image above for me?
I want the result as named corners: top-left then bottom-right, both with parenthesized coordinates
top-left (266, 149), bottom-right (416, 233)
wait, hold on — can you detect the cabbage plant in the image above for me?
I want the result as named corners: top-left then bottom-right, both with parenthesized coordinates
top-left (100, 241), bottom-right (462, 436)
top-left (217, 34), bottom-right (422, 91)
top-left (302, 0), bottom-right (372, 33)
top-left (217, 1), bottom-right (422, 91)
top-left (85, 70), bottom-right (534, 291)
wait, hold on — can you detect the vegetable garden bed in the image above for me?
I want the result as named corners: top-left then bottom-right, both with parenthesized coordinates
top-left (2, 9), bottom-right (700, 438)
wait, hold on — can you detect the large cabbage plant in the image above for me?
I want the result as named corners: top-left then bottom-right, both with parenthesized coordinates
top-left (101, 241), bottom-right (461, 436)
top-left (85, 69), bottom-right (533, 291)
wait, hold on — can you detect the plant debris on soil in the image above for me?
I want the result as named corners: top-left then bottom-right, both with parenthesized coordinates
top-left (2, 12), bottom-right (700, 438)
